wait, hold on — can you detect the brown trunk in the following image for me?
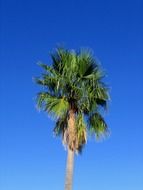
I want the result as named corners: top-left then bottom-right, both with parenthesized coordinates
top-left (64, 109), bottom-right (76, 190)
top-left (67, 109), bottom-right (76, 151)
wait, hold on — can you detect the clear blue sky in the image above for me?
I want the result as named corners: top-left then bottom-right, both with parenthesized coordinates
top-left (0, 0), bottom-right (143, 190)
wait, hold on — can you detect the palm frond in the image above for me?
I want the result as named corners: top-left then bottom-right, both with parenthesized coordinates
top-left (53, 114), bottom-right (68, 136)
top-left (77, 51), bottom-right (95, 77)
top-left (35, 76), bottom-right (59, 95)
top-left (88, 112), bottom-right (108, 139)
top-left (37, 92), bottom-right (69, 118)
top-left (38, 62), bottom-right (57, 76)
top-left (76, 113), bottom-right (87, 146)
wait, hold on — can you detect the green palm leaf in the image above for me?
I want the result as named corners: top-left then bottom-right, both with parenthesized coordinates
top-left (36, 47), bottom-right (110, 152)
top-left (54, 114), bottom-right (68, 136)
top-left (37, 92), bottom-right (69, 118)
top-left (76, 113), bottom-right (87, 145)
top-left (88, 112), bottom-right (108, 139)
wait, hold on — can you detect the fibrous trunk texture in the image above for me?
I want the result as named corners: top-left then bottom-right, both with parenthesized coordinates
top-left (67, 109), bottom-right (76, 151)
top-left (64, 109), bottom-right (75, 190)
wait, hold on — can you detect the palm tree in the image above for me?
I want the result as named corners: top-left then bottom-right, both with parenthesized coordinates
top-left (35, 48), bottom-right (109, 190)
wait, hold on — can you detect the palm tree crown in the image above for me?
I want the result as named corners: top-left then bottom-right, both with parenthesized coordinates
top-left (36, 48), bottom-right (109, 153)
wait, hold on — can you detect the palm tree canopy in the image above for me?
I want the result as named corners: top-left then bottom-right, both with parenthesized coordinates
top-left (36, 48), bottom-right (109, 152)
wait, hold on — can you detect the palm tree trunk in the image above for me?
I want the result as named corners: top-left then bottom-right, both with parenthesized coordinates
top-left (65, 108), bottom-right (75, 190)
top-left (65, 147), bottom-right (74, 190)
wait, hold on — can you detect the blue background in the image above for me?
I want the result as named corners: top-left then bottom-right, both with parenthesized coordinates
top-left (0, 0), bottom-right (143, 189)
